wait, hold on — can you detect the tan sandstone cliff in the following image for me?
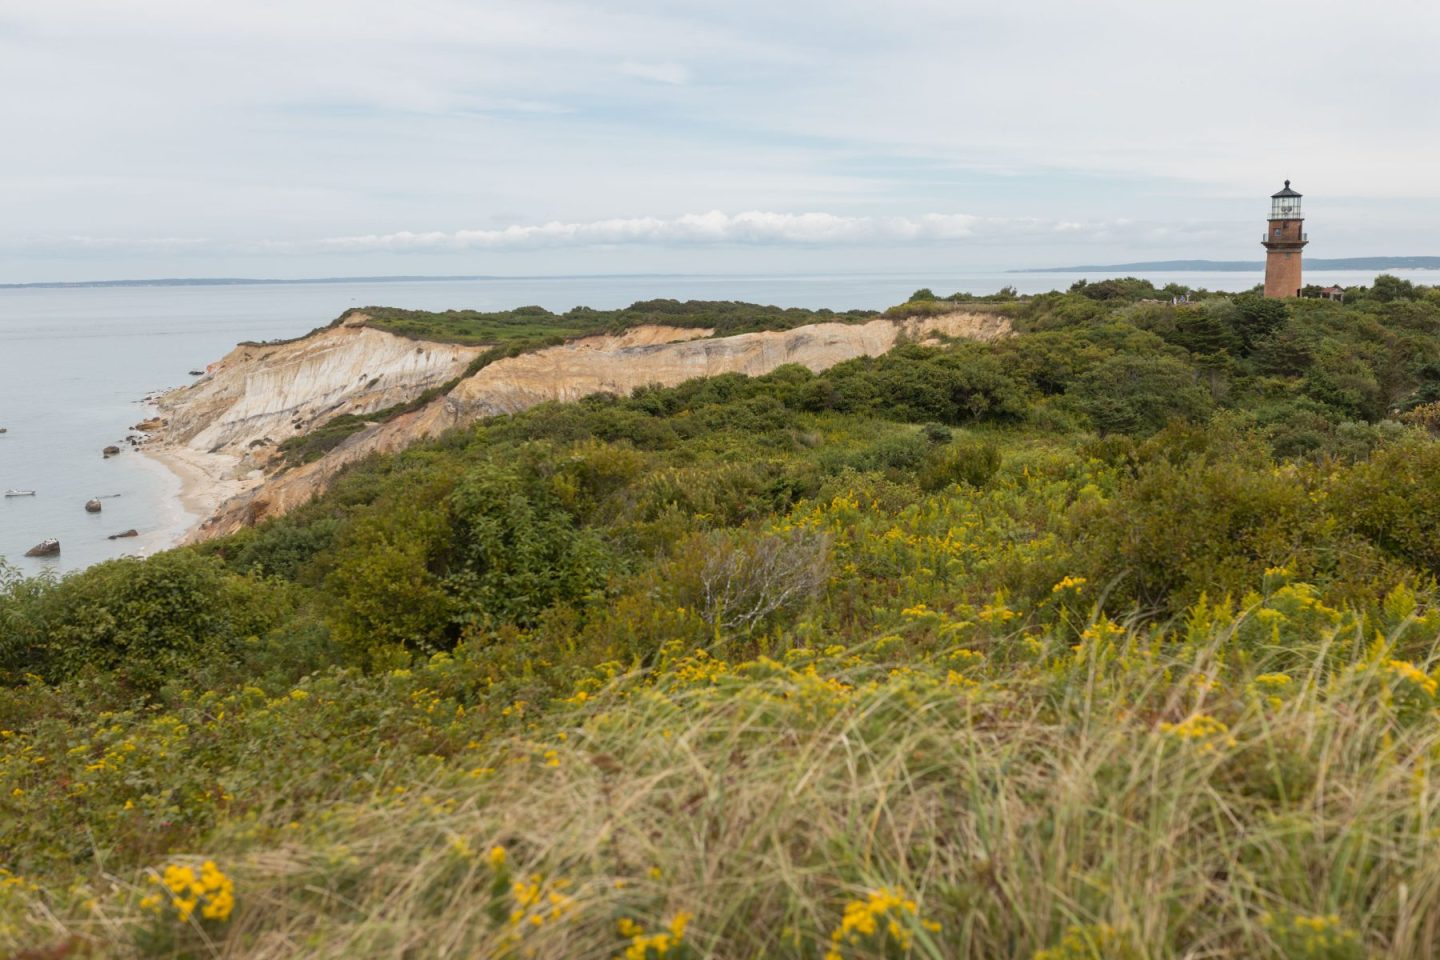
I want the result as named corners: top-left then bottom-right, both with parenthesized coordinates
top-left (160, 312), bottom-right (486, 455)
top-left (151, 310), bottom-right (1010, 541)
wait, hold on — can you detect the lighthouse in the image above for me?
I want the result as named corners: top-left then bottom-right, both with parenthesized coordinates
top-left (1262, 180), bottom-right (1307, 298)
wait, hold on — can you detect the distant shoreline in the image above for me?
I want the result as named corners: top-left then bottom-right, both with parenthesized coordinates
top-left (5, 261), bottom-right (1439, 288)
top-left (1013, 257), bottom-right (1440, 273)
top-left (3, 271), bottom-right (891, 290)
top-left (1, 274), bottom-right (504, 290)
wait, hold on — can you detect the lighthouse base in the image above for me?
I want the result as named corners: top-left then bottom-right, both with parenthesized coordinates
top-left (1263, 247), bottom-right (1303, 299)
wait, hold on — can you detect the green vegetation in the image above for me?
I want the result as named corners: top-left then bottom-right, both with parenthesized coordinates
top-left (355, 299), bottom-right (873, 346)
top-left (6, 279), bottom-right (1440, 957)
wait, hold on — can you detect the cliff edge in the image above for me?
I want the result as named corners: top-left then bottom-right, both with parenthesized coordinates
top-left (147, 310), bottom-right (1011, 541)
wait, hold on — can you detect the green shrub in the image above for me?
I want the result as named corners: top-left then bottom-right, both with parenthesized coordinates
top-left (1069, 353), bottom-right (1213, 436)
top-left (920, 422), bottom-right (952, 445)
top-left (1069, 276), bottom-right (1161, 301)
top-left (445, 464), bottom-right (613, 633)
top-left (1077, 444), bottom-right (1317, 611)
top-left (21, 553), bottom-right (288, 688)
top-left (323, 500), bottom-right (456, 664)
top-left (1230, 292), bottom-right (1288, 353)
top-left (858, 431), bottom-right (930, 472)
top-left (1331, 441), bottom-right (1440, 575)
top-left (0, 561), bottom-right (54, 680)
top-left (917, 438), bottom-right (1002, 491)
top-left (205, 516), bottom-right (341, 581)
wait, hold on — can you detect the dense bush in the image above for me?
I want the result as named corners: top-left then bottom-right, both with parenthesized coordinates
top-left (916, 437), bottom-right (1002, 491)
top-left (323, 498), bottom-right (456, 663)
top-left (1077, 440), bottom-right (1318, 610)
top-left (2, 552), bottom-right (291, 688)
top-left (1068, 352), bottom-right (1213, 435)
top-left (445, 463), bottom-right (613, 634)
top-left (1332, 440), bottom-right (1440, 575)
top-left (812, 345), bottom-right (1030, 424)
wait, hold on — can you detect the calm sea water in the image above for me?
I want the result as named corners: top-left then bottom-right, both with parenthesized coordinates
top-left (0, 268), bottom-right (1431, 574)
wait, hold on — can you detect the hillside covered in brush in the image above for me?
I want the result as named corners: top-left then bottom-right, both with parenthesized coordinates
top-left (6, 276), bottom-right (1440, 958)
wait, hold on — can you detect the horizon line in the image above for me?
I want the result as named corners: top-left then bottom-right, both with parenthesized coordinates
top-left (4, 271), bottom-right (1006, 290)
top-left (3, 258), bottom-right (1436, 290)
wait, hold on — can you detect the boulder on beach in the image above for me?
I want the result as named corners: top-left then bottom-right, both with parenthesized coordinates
top-left (103, 445), bottom-right (121, 458)
top-left (134, 417), bottom-right (165, 432)
top-left (107, 529), bottom-right (139, 540)
top-left (84, 498), bottom-right (103, 513)
top-left (24, 539), bottom-right (59, 557)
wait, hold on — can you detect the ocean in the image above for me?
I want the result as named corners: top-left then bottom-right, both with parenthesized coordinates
top-left (0, 268), bottom-right (1432, 574)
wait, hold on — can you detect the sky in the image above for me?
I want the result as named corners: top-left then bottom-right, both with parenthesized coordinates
top-left (1, 0), bottom-right (1437, 282)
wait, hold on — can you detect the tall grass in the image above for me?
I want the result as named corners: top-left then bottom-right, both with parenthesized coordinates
top-left (6, 581), bottom-right (1438, 958)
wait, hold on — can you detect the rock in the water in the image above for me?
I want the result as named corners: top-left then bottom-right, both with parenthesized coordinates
top-left (84, 498), bottom-right (103, 513)
top-left (107, 529), bottom-right (139, 540)
top-left (102, 445), bottom-right (121, 458)
top-left (134, 417), bottom-right (164, 432)
top-left (25, 539), bottom-right (59, 557)
top-left (189, 369), bottom-right (204, 376)
top-left (0, 427), bottom-right (7, 433)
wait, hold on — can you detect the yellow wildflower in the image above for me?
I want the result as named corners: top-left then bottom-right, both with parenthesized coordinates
top-left (1159, 714), bottom-right (1237, 751)
top-left (827, 887), bottom-right (937, 955)
top-left (617, 911), bottom-right (693, 959)
top-left (1385, 659), bottom-right (1438, 698)
top-left (150, 860), bottom-right (234, 924)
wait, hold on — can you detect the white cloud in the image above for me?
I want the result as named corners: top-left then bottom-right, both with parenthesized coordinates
top-left (618, 60), bottom-right (691, 85)
top-left (314, 210), bottom-right (1187, 251)
top-left (0, 211), bottom-right (1247, 259)
top-left (321, 211), bottom-right (971, 250)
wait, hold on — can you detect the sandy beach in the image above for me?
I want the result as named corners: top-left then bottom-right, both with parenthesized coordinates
top-left (140, 441), bottom-right (260, 547)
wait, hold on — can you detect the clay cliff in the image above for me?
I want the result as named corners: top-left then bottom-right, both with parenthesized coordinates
top-left (160, 313), bottom-right (485, 455)
top-left (150, 310), bottom-right (1011, 541)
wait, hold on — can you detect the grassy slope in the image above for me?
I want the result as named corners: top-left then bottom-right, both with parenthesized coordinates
top-left (4, 281), bottom-right (1440, 958)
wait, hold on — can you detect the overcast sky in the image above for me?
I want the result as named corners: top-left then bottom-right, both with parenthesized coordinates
top-left (2, 0), bottom-right (1436, 282)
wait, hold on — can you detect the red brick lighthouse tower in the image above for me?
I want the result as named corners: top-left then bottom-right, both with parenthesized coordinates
top-left (1262, 180), bottom-right (1307, 298)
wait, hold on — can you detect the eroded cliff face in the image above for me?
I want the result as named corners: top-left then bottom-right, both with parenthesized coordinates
top-left (434, 313), bottom-right (1002, 423)
top-left (157, 313), bottom-right (485, 457)
top-left (170, 311), bottom-right (1010, 540)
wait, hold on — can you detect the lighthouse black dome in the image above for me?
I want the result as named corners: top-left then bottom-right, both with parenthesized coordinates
top-left (1272, 180), bottom-right (1301, 198)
